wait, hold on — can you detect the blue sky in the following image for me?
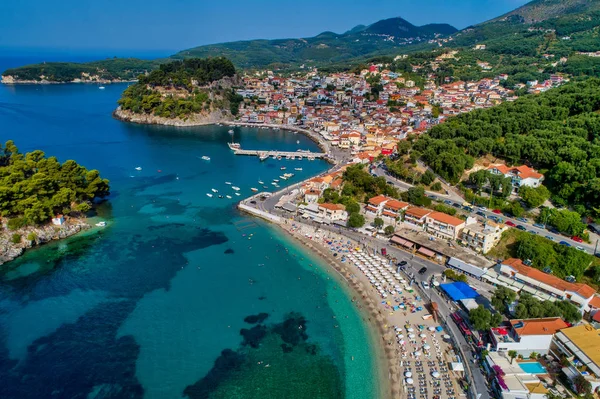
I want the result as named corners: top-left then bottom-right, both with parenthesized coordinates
top-left (1, 0), bottom-right (530, 53)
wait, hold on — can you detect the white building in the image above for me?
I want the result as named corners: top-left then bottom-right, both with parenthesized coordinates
top-left (490, 317), bottom-right (568, 357)
top-left (487, 164), bottom-right (544, 189)
top-left (461, 220), bottom-right (507, 254)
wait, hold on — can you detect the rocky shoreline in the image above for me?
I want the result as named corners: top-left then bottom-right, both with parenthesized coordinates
top-left (113, 107), bottom-right (233, 127)
top-left (1, 75), bottom-right (136, 85)
top-left (0, 218), bottom-right (90, 265)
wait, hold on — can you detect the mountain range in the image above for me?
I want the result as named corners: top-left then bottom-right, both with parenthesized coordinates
top-left (3, 0), bottom-right (600, 81)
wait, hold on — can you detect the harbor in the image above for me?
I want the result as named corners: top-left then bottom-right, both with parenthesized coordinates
top-left (227, 142), bottom-right (327, 161)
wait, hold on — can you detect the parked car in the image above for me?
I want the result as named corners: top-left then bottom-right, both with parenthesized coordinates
top-left (505, 221), bottom-right (516, 227)
top-left (444, 200), bottom-right (453, 205)
top-left (545, 236), bottom-right (554, 240)
top-left (516, 225), bottom-right (527, 231)
top-left (572, 236), bottom-right (583, 243)
top-left (533, 223), bottom-right (545, 229)
top-left (517, 217), bottom-right (528, 223)
top-left (487, 215), bottom-right (496, 220)
top-left (588, 224), bottom-right (598, 234)
top-left (529, 230), bottom-right (537, 235)
top-left (421, 281), bottom-right (430, 289)
top-left (492, 209), bottom-right (502, 214)
top-left (576, 246), bottom-right (585, 251)
top-left (549, 228), bottom-right (560, 235)
top-left (476, 211), bottom-right (486, 217)
top-left (430, 196), bottom-right (438, 201)
top-left (477, 206), bottom-right (486, 211)
top-left (463, 206), bottom-right (474, 212)
top-left (418, 267), bottom-right (427, 275)
top-left (398, 260), bottom-right (408, 266)
top-left (559, 241), bottom-right (571, 247)
top-left (452, 203), bottom-right (461, 208)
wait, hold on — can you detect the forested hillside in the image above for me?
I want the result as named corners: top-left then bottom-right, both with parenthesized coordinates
top-left (0, 141), bottom-right (110, 227)
top-left (117, 57), bottom-right (243, 119)
top-left (413, 79), bottom-right (600, 211)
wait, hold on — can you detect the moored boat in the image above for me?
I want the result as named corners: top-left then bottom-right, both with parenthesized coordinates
top-left (295, 167), bottom-right (303, 171)
top-left (206, 193), bottom-right (213, 197)
top-left (201, 155), bottom-right (211, 161)
top-left (232, 186), bottom-right (240, 191)
top-left (251, 188), bottom-right (258, 192)
top-left (211, 188), bottom-right (218, 193)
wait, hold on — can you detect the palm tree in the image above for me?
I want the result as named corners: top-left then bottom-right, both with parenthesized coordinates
top-left (508, 350), bottom-right (517, 364)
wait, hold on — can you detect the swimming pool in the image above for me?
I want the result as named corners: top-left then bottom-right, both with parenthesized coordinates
top-left (519, 362), bottom-right (547, 374)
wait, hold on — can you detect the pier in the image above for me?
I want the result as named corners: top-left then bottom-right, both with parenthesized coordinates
top-left (228, 144), bottom-right (327, 160)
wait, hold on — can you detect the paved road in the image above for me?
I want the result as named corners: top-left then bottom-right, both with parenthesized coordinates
top-left (373, 166), bottom-right (599, 254)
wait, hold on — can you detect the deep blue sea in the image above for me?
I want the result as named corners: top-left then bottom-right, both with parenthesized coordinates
top-left (0, 58), bottom-right (379, 398)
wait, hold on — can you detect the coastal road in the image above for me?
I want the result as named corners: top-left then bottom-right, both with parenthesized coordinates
top-left (373, 166), bottom-right (599, 254)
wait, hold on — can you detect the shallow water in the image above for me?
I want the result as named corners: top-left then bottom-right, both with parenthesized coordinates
top-left (0, 78), bottom-right (379, 398)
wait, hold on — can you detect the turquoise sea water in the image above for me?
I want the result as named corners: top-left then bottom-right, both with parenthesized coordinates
top-left (0, 76), bottom-right (380, 397)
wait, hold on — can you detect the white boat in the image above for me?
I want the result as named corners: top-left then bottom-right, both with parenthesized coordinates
top-left (259, 153), bottom-right (269, 161)
top-left (95, 221), bottom-right (106, 227)
top-left (298, 156), bottom-right (303, 160)
top-left (280, 176), bottom-right (287, 180)
top-left (232, 186), bottom-right (240, 191)
top-left (273, 179), bottom-right (279, 182)
top-left (226, 195), bottom-right (232, 199)
top-left (251, 188), bottom-right (258, 192)
top-left (211, 188), bottom-right (218, 193)
top-left (227, 142), bottom-right (241, 150)
top-left (225, 182), bottom-right (232, 185)
top-left (201, 156), bottom-right (211, 161)
top-left (271, 182), bottom-right (278, 186)
top-left (228, 129), bottom-right (234, 134)
top-left (99, 86), bottom-right (105, 90)
top-left (273, 184), bottom-right (279, 188)
top-left (235, 193), bottom-right (241, 196)
top-left (135, 166), bottom-right (142, 171)
top-left (283, 173), bottom-right (293, 178)
top-left (295, 168), bottom-right (303, 171)
top-left (296, 140), bottom-right (300, 144)
top-left (206, 193), bottom-right (213, 197)
top-left (280, 167), bottom-right (286, 170)
top-left (272, 155), bottom-right (277, 159)
top-left (258, 180), bottom-right (265, 185)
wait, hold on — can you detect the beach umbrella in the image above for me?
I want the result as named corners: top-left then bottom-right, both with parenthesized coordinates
top-left (428, 327), bottom-right (435, 332)
top-left (404, 371), bottom-right (412, 378)
top-left (431, 371), bottom-right (440, 379)
top-left (395, 327), bottom-right (402, 332)
top-left (419, 333), bottom-right (426, 338)
top-left (397, 334), bottom-right (404, 339)
top-left (423, 344), bottom-right (431, 350)
top-left (443, 334), bottom-right (451, 340)
top-left (406, 378), bottom-right (414, 384)
top-left (407, 328), bottom-right (414, 332)
top-left (414, 351), bottom-right (421, 356)
top-left (408, 333), bottom-right (415, 339)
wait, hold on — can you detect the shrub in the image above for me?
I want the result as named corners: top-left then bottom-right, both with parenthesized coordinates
top-left (7, 217), bottom-right (27, 230)
top-left (11, 234), bottom-right (21, 244)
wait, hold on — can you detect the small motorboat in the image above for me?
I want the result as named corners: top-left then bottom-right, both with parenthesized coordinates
top-left (226, 195), bottom-right (232, 199)
top-left (228, 129), bottom-right (234, 134)
top-left (99, 86), bottom-right (105, 90)
top-left (258, 180), bottom-right (265, 185)
top-left (263, 185), bottom-right (268, 189)
top-left (232, 186), bottom-right (240, 191)
top-left (218, 195), bottom-right (224, 198)
top-left (280, 167), bottom-right (286, 170)
top-left (277, 156), bottom-right (282, 160)
top-left (201, 156), bottom-right (211, 161)
top-left (296, 140), bottom-right (300, 144)
top-left (95, 221), bottom-right (106, 227)
top-left (235, 193), bottom-right (241, 196)
top-left (271, 182), bottom-right (278, 186)
top-left (211, 188), bottom-right (218, 193)
top-left (295, 168), bottom-right (303, 171)
top-left (280, 176), bottom-right (287, 180)
top-left (135, 166), bottom-right (142, 171)
top-left (206, 193), bottom-right (213, 197)
top-left (225, 182), bottom-right (232, 185)
top-left (273, 184), bottom-right (279, 188)
top-left (251, 188), bottom-right (258, 192)
top-left (272, 179), bottom-right (279, 182)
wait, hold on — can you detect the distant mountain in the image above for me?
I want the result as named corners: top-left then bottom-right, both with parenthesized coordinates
top-left (362, 17), bottom-right (457, 38)
top-left (172, 17), bottom-right (457, 69)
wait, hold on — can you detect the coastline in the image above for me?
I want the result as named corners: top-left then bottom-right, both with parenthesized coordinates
top-left (1, 76), bottom-right (137, 85)
top-left (275, 219), bottom-right (398, 399)
top-left (0, 218), bottom-right (91, 266)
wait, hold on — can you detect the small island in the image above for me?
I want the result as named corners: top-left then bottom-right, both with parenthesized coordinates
top-left (0, 141), bottom-right (110, 264)
top-left (1, 58), bottom-right (157, 84)
top-left (113, 57), bottom-right (244, 126)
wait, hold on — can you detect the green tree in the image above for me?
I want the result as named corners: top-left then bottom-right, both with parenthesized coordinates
top-left (573, 374), bottom-right (592, 396)
top-left (491, 287), bottom-right (517, 313)
top-left (347, 213), bottom-right (365, 228)
top-left (10, 233), bottom-right (21, 244)
top-left (430, 181), bottom-right (442, 191)
top-left (508, 350), bottom-right (517, 364)
top-left (373, 217), bottom-right (384, 228)
top-left (469, 305), bottom-right (492, 331)
top-left (519, 185), bottom-right (551, 209)
top-left (421, 170), bottom-right (436, 186)
top-left (384, 225), bottom-right (395, 236)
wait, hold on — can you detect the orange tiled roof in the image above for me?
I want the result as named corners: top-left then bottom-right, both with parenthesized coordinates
top-left (589, 296), bottom-right (600, 309)
top-left (385, 200), bottom-right (409, 211)
top-left (405, 207), bottom-right (432, 219)
top-left (428, 212), bottom-right (465, 227)
top-left (487, 164), bottom-right (543, 180)
top-left (319, 203), bottom-right (345, 211)
top-left (382, 210), bottom-right (398, 218)
top-left (368, 195), bottom-right (389, 206)
top-left (510, 317), bottom-right (568, 336)
top-left (503, 258), bottom-right (596, 299)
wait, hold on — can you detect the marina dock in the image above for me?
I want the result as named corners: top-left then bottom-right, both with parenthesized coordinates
top-left (228, 143), bottom-right (326, 160)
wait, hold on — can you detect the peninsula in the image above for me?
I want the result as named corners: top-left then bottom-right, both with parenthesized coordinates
top-left (113, 57), bottom-right (243, 126)
top-left (0, 141), bottom-right (110, 264)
